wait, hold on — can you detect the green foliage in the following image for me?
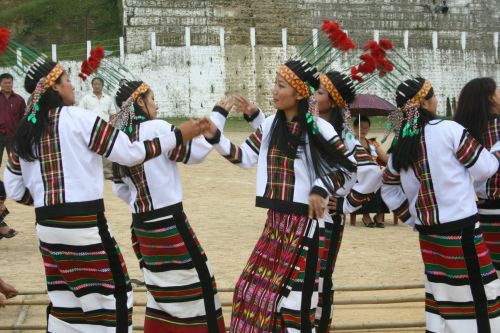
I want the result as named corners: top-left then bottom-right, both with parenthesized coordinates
top-left (0, 0), bottom-right (122, 55)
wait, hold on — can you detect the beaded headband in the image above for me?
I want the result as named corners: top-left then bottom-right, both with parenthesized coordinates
top-left (25, 63), bottom-right (65, 124)
top-left (276, 65), bottom-right (312, 98)
top-left (130, 83), bottom-right (150, 101)
top-left (407, 80), bottom-right (432, 107)
top-left (112, 82), bottom-right (151, 133)
top-left (42, 63), bottom-right (64, 94)
top-left (320, 74), bottom-right (346, 109)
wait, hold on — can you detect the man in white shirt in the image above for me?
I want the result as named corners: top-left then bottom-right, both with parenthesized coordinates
top-left (79, 77), bottom-right (116, 121)
top-left (79, 77), bottom-right (117, 179)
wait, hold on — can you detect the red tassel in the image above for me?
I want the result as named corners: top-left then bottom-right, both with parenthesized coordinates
top-left (379, 39), bottom-right (393, 50)
top-left (0, 27), bottom-right (11, 55)
top-left (363, 41), bottom-right (378, 50)
top-left (78, 73), bottom-right (87, 81)
top-left (81, 60), bottom-right (93, 75)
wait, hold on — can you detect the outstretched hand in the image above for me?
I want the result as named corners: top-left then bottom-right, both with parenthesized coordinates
top-left (176, 119), bottom-right (202, 143)
top-left (216, 97), bottom-right (235, 113)
top-left (199, 117), bottom-right (218, 139)
top-left (234, 95), bottom-right (258, 116)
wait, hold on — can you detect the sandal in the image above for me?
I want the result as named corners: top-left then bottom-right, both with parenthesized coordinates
top-left (0, 228), bottom-right (18, 239)
top-left (362, 216), bottom-right (375, 228)
top-left (375, 222), bottom-right (385, 228)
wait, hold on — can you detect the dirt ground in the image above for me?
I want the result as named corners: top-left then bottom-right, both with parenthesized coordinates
top-left (0, 131), bottom-right (425, 332)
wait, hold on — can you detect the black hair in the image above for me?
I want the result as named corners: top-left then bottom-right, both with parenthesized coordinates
top-left (323, 71), bottom-right (356, 135)
top-left (11, 61), bottom-right (64, 161)
top-left (115, 80), bottom-right (151, 120)
top-left (454, 77), bottom-right (497, 146)
top-left (270, 60), bottom-right (356, 196)
top-left (390, 77), bottom-right (436, 172)
top-left (113, 80), bottom-right (151, 178)
top-left (91, 77), bottom-right (104, 86)
top-left (0, 73), bottom-right (13, 82)
top-left (354, 115), bottom-right (371, 127)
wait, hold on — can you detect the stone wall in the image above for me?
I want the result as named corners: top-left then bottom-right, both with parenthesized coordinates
top-left (123, 0), bottom-right (499, 52)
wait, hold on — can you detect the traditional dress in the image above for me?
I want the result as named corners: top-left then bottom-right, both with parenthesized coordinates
top-left (475, 114), bottom-right (500, 276)
top-left (211, 114), bottom-right (357, 332)
top-left (112, 108), bottom-right (227, 333)
top-left (315, 127), bottom-right (382, 332)
top-left (4, 106), bottom-right (180, 333)
top-left (245, 112), bottom-right (382, 331)
top-left (381, 119), bottom-right (500, 333)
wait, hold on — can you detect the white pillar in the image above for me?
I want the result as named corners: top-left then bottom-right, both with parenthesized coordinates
top-left (404, 30), bottom-right (409, 50)
top-left (16, 48), bottom-right (22, 69)
top-left (51, 44), bottom-right (57, 62)
top-left (250, 27), bottom-right (256, 48)
top-left (312, 28), bottom-right (318, 48)
top-left (282, 28), bottom-right (287, 57)
top-left (494, 32), bottom-right (499, 60)
top-left (432, 31), bottom-right (438, 50)
top-left (219, 27), bottom-right (225, 48)
top-left (119, 37), bottom-right (125, 63)
top-left (185, 27), bottom-right (191, 48)
top-left (150, 32), bottom-right (157, 52)
top-left (460, 32), bottom-right (467, 51)
top-left (86, 40), bottom-right (91, 58)
top-left (374, 30), bottom-right (380, 43)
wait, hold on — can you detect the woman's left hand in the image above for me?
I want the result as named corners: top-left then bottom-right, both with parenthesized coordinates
top-left (309, 194), bottom-right (326, 219)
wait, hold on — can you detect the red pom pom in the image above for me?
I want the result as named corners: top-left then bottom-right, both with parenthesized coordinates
top-left (78, 73), bottom-right (87, 81)
top-left (363, 41), bottom-right (378, 50)
top-left (351, 66), bottom-right (358, 75)
top-left (379, 39), bottom-right (393, 50)
top-left (351, 74), bottom-right (364, 83)
top-left (0, 27), bottom-right (11, 55)
top-left (88, 57), bottom-right (100, 70)
top-left (370, 47), bottom-right (386, 60)
top-left (80, 60), bottom-right (92, 75)
top-left (90, 45), bottom-right (105, 61)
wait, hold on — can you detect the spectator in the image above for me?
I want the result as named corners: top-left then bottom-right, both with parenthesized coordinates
top-left (0, 277), bottom-right (18, 308)
top-left (440, 1), bottom-right (449, 14)
top-left (353, 116), bottom-right (389, 228)
top-left (0, 73), bottom-right (26, 167)
top-left (79, 77), bottom-right (116, 179)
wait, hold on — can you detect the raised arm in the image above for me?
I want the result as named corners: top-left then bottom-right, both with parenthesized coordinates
top-left (203, 117), bottom-right (262, 170)
top-left (74, 109), bottom-right (200, 167)
top-left (168, 102), bottom-right (231, 165)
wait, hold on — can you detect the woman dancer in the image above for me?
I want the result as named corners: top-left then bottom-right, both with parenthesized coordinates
top-left (454, 77), bottom-right (500, 276)
top-left (4, 60), bottom-right (201, 333)
top-left (204, 60), bottom-right (357, 332)
top-left (111, 80), bottom-right (228, 332)
top-left (381, 77), bottom-right (500, 333)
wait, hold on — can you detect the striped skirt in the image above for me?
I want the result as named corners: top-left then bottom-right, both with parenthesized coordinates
top-left (37, 208), bottom-right (133, 333)
top-left (131, 205), bottom-right (225, 333)
top-left (230, 209), bottom-right (321, 333)
top-left (478, 200), bottom-right (500, 275)
top-left (315, 213), bottom-right (345, 333)
top-left (419, 222), bottom-right (500, 333)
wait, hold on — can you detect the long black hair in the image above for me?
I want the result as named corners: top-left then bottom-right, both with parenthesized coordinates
top-left (270, 61), bottom-right (356, 195)
top-left (390, 77), bottom-right (436, 172)
top-left (454, 77), bottom-right (497, 145)
top-left (323, 71), bottom-right (356, 134)
top-left (11, 61), bottom-right (64, 161)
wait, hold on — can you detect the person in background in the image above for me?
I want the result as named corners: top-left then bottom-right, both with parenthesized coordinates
top-left (79, 77), bottom-right (116, 179)
top-left (0, 73), bottom-right (25, 239)
top-left (353, 115), bottom-right (389, 227)
top-left (0, 73), bottom-right (26, 167)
